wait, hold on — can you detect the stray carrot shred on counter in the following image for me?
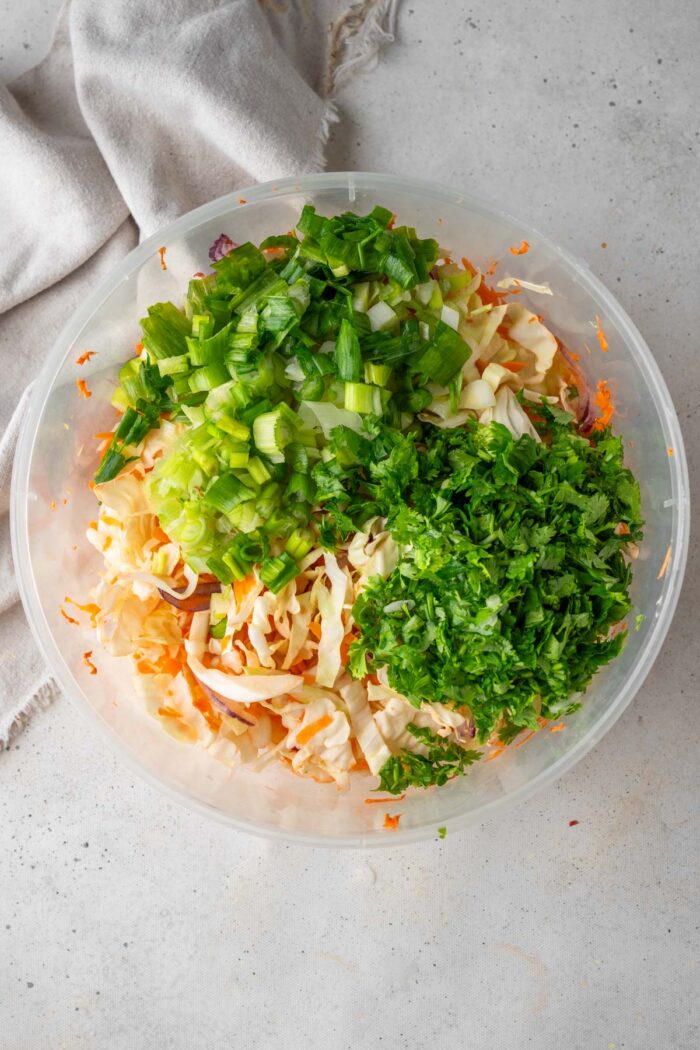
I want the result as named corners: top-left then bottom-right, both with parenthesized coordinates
top-left (667, 446), bottom-right (674, 456)
top-left (82, 651), bottom-right (97, 675)
top-left (76, 378), bottom-right (92, 399)
top-left (49, 500), bottom-right (57, 511)
top-left (238, 197), bottom-right (247, 204)
top-left (657, 545), bottom-right (672, 580)
top-left (158, 246), bottom-right (167, 270)
top-left (60, 606), bottom-right (79, 626)
top-left (594, 315), bottom-right (609, 352)
top-left (591, 379), bottom-right (615, 431)
top-left (549, 723), bottom-right (566, 733)
top-left (509, 240), bottom-right (530, 255)
top-left (383, 813), bottom-right (401, 830)
top-left (75, 350), bottom-right (96, 366)
top-left (487, 259), bottom-right (499, 275)
top-left (297, 714), bottom-right (333, 747)
top-left (365, 794), bottom-right (406, 805)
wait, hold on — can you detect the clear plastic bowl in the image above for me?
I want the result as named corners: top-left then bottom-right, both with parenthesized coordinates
top-left (11, 173), bottom-right (690, 847)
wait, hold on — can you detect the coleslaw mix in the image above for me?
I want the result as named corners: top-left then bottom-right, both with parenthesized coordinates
top-left (83, 206), bottom-right (643, 794)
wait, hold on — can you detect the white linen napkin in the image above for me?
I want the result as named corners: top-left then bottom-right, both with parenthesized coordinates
top-left (0, 0), bottom-right (399, 746)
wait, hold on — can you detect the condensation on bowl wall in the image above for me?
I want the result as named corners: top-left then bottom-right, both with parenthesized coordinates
top-left (10, 172), bottom-right (690, 847)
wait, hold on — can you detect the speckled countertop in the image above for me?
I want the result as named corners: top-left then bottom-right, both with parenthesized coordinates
top-left (1, 2), bottom-right (699, 1048)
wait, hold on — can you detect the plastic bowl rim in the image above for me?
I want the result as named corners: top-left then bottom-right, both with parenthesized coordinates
top-left (10, 171), bottom-right (690, 848)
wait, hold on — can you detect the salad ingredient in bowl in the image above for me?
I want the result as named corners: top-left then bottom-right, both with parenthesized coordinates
top-left (85, 204), bottom-right (643, 795)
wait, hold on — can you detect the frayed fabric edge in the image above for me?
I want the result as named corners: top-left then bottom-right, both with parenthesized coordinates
top-left (312, 0), bottom-right (400, 168)
top-left (0, 676), bottom-right (59, 751)
top-left (325, 0), bottom-right (400, 96)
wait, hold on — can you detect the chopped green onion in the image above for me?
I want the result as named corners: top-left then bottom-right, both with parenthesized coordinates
top-left (344, 382), bottom-right (381, 414)
top-left (203, 474), bottom-right (257, 515)
top-left (415, 321), bottom-right (472, 387)
top-left (364, 362), bottom-right (392, 386)
top-left (209, 617), bottom-right (228, 639)
top-left (259, 552), bottom-right (298, 593)
top-left (252, 403), bottom-right (299, 461)
top-left (334, 319), bottom-right (362, 381)
top-left (285, 528), bottom-right (314, 560)
top-left (246, 456), bottom-right (273, 485)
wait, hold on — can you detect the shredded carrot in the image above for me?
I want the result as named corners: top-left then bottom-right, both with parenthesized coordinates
top-left (567, 349), bottom-right (580, 361)
top-left (88, 520), bottom-right (97, 531)
top-left (501, 360), bottom-right (526, 373)
top-left (192, 271), bottom-right (206, 278)
top-left (513, 729), bottom-right (537, 750)
top-left (233, 574), bottom-right (256, 605)
top-left (297, 713), bottom-right (333, 747)
top-left (135, 341), bottom-right (144, 355)
top-left (103, 535), bottom-right (113, 551)
top-left (549, 723), bottom-right (566, 733)
top-left (657, 545), bottom-right (672, 580)
top-left (88, 480), bottom-right (96, 491)
top-left (591, 379), bottom-right (615, 431)
top-left (76, 378), bottom-right (92, 399)
top-left (478, 281), bottom-right (508, 307)
top-left (82, 651), bottom-right (97, 675)
top-left (387, 213), bottom-right (396, 229)
top-left (75, 350), bottom-right (96, 366)
top-left (158, 246), bottom-right (167, 270)
top-left (484, 746), bottom-right (506, 763)
top-left (509, 240), bottom-right (530, 256)
top-left (60, 607), bottom-right (80, 626)
top-left (339, 631), bottom-right (355, 664)
top-left (667, 446), bottom-right (674, 456)
top-left (238, 197), bottom-right (247, 204)
top-left (100, 514), bottom-right (123, 529)
top-left (94, 431), bottom-right (114, 442)
top-left (487, 259), bottom-right (499, 276)
top-left (308, 621), bottom-right (322, 641)
top-left (594, 315), bottom-right (609, 352)
top-left (461, 255), bottom-right (478, 275)
top-left (192, 694), bottom-right (222, 733)
top-left (383, 813), bottom-right (401, 830)
top-left (157, 705), bottom-right (181, 719)
top-left (302, 673), bottom-right (317, 685)
top-left (365, 794), bottom-right (405, 805)
top-left (617, 521), bottom-right (630, 536)
top-left (49, 500), bottom-right (57, 511)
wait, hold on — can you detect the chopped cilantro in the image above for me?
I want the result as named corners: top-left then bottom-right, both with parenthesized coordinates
top-left (438, 826), bottom-right (447, 840)
top-left (378, 724), bottom-right (482, 794)
top-left (345, 411), bottom-right (644, 764)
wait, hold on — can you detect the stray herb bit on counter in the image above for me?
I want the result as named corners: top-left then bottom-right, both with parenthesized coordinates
top-left (438, 826), bottom-right (447, 840)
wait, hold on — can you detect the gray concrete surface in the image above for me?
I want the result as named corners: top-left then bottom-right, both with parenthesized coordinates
top-left (1, 2), bottom-right (699, 1048)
